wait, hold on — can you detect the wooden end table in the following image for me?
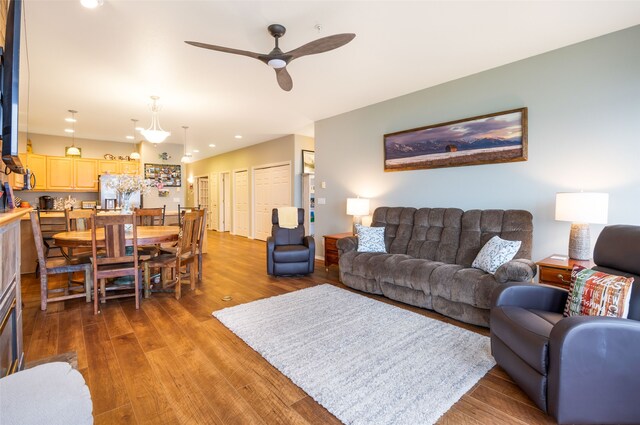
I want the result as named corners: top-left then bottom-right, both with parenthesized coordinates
top-left (323, 232), bottom-right (353, 271)
top-left (536, 254), bottom-right (594, 290)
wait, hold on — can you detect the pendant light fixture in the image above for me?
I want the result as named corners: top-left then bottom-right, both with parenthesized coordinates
top-left (140, 96), bottom-right (170, 143)
top-left (180, 126), bottom-right (192, 163)
top-left (65, 110), bottom-right (81, 157)
top-left (129, 118), bottom-right (141, 160)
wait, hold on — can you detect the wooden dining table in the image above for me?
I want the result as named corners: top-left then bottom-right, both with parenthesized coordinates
top-left (53, 225), bottom-right (179, 248)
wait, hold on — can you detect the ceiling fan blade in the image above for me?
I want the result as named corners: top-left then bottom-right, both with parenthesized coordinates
top-left (275, 67), bottom-right (293, 91)
top-left (286, 33), bottom-right (356, 60)
top-left (185, 41), bottom-right (262, 60)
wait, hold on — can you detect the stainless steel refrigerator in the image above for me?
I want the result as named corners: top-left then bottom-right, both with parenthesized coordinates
top-left (98, 175), bottom-right (141, 209)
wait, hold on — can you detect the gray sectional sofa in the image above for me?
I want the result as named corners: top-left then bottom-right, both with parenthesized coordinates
top-left (337, 207), bottom-right (535, 327)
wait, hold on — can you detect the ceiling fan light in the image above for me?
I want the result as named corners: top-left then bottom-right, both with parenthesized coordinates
top-left (267, 58), bottom-right (287, 69)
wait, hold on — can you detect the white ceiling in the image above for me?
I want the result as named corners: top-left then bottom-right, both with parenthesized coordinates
top-left (20, 1), bottom-right (640, 159)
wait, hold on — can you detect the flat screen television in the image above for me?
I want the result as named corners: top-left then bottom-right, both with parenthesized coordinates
top-left (1, 0), bottom-right (24, 174)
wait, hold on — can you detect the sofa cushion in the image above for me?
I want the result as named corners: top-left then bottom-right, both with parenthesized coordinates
top-left (371, 207), bottom-right (415, 254)
top-left (472, 235), bottom-right (522, 274)
top-left (273, 245), bottom-right (310, 263)
top-left (456, 210), bottom-right (533, 267)
top-left (355, 224), bottom-right (386, 253)
top-left (379, 258), bottom-right (443, 294)
top-left (431, 267), bottom-right (499, 309)
top-left (564, 266), bottom-right (634, 318)
top-left (406, 208), bottom-right (462, 263)
top-left (491, 306), bottom-right (563, 374)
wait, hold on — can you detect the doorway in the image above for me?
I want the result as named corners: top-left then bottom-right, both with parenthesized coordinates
top-left (233, 169), bottom-right (249, 237)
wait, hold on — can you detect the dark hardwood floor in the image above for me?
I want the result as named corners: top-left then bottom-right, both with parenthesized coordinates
top-left (21, 231), bottom-right (556, 424)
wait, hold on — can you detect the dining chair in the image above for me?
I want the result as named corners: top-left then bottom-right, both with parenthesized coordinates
top-left (90, 212), bottom-right (142, 314)
top-left (134, 206), bottom-right (165, 226)
top-left (177, 204), bottom-right (201, 218)
top-left (30, 211), bottom-right (92, 311)
top-left (194, 208), bottom-right (207, 282)
top-left (35, 208), bottom-right (67, 275)
top-left (143, 211), bottom-right (201, 299)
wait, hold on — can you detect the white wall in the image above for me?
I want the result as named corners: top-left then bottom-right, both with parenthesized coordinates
top-left (315, 25), bottom-right (640, 262)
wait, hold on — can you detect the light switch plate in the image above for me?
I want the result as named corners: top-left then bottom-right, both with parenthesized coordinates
top-left (317, 198), bottom-right (326, 205)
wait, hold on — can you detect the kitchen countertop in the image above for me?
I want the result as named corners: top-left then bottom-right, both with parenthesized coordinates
top-left (0, 208), bottom-right (33, 226)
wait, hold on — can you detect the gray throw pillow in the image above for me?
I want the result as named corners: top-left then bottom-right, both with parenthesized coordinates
top-left (355, 224), bottom-right (386, 253)
top-left (472, 235), bottom-right (521, 274)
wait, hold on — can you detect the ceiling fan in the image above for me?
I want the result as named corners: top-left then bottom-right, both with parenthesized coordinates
top-left (185, 24), bottom-right (355, 92)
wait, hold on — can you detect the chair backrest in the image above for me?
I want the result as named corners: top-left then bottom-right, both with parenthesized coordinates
top-left (593, 224), bottom-right (640, 321)
top-left (177, 204), bottom-right (201, 217)
top-left (271, 208), bottom-right (305, 246)
top-left (177, 211), bottom-right (201, 257)
top-left (196, 208), bottom-right (206, 252)
top-left (65, 208), bottom-right (94, 231)
top-left (37, 208), bottom-right (67, 241)
top-left (91, 213), bottom-right (139, 267)
top-left (134, 206), bottom-right (165, 226)
top-left (29, 211), bottom-right (48, 269)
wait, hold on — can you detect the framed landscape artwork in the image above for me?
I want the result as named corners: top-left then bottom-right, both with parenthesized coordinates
top-left (302, 150), bottom-right (315, 174)
top-left (383, 107), bottom-right (528, 172)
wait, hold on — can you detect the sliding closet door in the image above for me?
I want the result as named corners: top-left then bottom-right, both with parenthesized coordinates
top-left (254, 164), bottom-right (291, 241)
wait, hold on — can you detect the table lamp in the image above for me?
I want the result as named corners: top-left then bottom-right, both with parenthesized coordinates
top-left (346, 197), bottom-right (370, 234)
top-left (555, 192), bottom-right (608, 260)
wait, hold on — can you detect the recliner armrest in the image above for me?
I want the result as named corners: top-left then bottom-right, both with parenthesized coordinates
top-left (337, 236), bottom-right (358, 255)
top-left (494, 259), bottom-right (537, 283)
top-left (304, 235), bottom-right (315, 254)
top-left (548, 316), bottom-right (640, 424)
top-left (492, 283), bottom-right (568, 312)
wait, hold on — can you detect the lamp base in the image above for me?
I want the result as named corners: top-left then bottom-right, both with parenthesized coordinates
top-left (568, 223), bottom-right (590, 260)
top-left (352, 216), bottom-right (363, 235)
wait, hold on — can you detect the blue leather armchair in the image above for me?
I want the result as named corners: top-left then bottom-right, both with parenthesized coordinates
top-left (266, 208), bottom-right (315, 276)
top-left (490, 225), bottom-right (640, 424)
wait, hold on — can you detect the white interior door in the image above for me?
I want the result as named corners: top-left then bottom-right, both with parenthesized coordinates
top-left (221, 172), bottom-right (231, 232)
top-left (233, 170), bottom-right (249, 237)
top-left (209, 173), bottom-right (219, 231)
top-left (254, 168), bottom-right (271, 241)
top-left (253, 164), bottom-right (291, 241)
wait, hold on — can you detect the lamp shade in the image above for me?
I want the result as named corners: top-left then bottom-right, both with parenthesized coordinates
top-left (555, 192), bottom-right (609, 224)
top-left (346, 198), bottom-right (370, 216)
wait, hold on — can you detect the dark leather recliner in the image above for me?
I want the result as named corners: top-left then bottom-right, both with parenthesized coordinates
top-left (490, 225), bottom-right (640, 424)
top-left (266, 208), bottom-right (315, 276)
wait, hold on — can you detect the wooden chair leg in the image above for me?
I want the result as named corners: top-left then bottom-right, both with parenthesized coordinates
top-left (198, 253), bottom-right (203, 282)
top-left (190, 262), bottom-right (196, 291)
top-left (40, 273), bottom-right (48, 311)
top-left (144, 263), bottom-right (151, 299)
top-left (100, 279), bottom-right (106, 303)
top-left (85, 267), bottom-right (92, 303)
top-left (134, 270), bottom-right (140, 310)
top-left (93, 274), bottom-right (100, 315)
top-left (175, 265), bottom-right (181, 300)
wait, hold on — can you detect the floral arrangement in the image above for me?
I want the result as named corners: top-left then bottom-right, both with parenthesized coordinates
top-left (106, 174), bottom-right (153, 197)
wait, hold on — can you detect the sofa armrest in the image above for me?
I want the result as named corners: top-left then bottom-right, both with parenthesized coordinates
top-left (266, 236), bottom-right (275, 275)
top-left (491, 283), bottom-right (568, 312)
top-left (304, 235), bottom-right (316, 257)
top-left (337, 236), bottom-right (358, 255)
top-left (494, 258), bottom-right (537, 283)
top-left (548, 316), bottom-right (640, 423)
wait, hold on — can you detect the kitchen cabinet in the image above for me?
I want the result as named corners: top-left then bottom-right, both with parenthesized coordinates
top-left (74, 158), bottom-right (98, 191)
top-left (98, 160), bottom-right (119, 175)
top-left (25, 153), bottom-right (47, 190)
top-left (46, 157), bottom-right (74, 190)
top-left (119, 161), bottom-right (139, 175)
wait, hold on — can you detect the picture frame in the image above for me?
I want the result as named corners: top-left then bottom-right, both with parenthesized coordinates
top-left (383, 107), bottom-right (528, 172)
top-left (104, 198), bottom-right (116, 210)
top-left (3, 181), bottom-right (14, 209)
top-left (144, 163), bottom-right (182, 187)
top-left (302, 150), bottom-right (315, 174)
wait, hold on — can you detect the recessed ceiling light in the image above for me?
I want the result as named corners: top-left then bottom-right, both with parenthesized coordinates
top-left (234, 135), bottom-right (242, 139)
top-left (193, 149), bottom-right (199, 153)
top-left (65, 117), bottom-right (77, 123)
top-left (80, 0), bottom-right (103, 9)
top-left (64, 129), bottom-right (74, 133)
top-left (126, 135), bottom-right (134, 140)
top-left (209, 144), bottom-right (216, 148)
top-left (135, 127), bottom-right (144, 131)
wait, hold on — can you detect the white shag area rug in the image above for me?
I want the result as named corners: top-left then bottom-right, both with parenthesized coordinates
top-left (213, 284), bottom-right (495, 425)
